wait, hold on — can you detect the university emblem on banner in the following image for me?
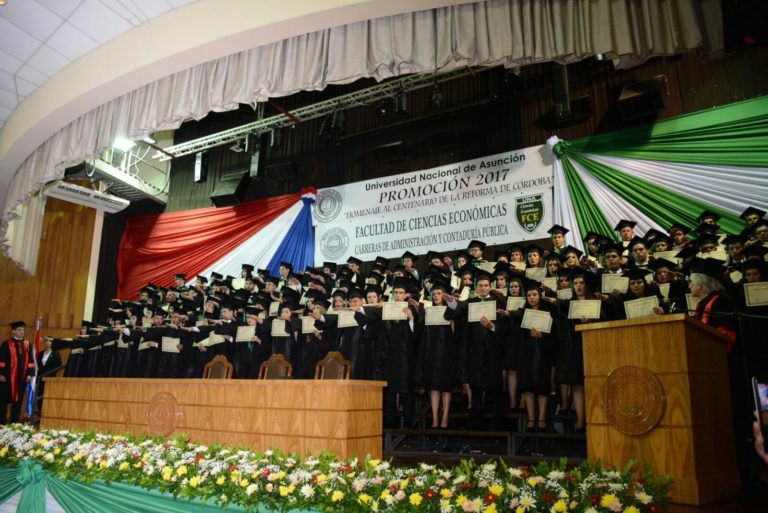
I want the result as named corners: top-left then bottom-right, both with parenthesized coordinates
top-left (320, 227), bottom-right (350, 260)
top-left (314, 189), bottom-right (343, 223)
top-left (515, 194), bottom-right (543, 233)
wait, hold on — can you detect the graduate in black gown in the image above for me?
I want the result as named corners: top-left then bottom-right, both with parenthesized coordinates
top-left (444, 268), bottom-right (506, 429)
top-left (0, 321), bottom-right (35, 424)
top-left (416, 278), bottom-right (457, 428)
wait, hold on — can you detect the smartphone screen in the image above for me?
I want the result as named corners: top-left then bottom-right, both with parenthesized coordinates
top-left (752, 377), bottom-right (768, 452)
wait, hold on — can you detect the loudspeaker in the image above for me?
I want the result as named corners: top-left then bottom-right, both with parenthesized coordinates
top-left (210, 172), bottom-right (250, 207)
top-left (617, 77), bottom-right (665, 122)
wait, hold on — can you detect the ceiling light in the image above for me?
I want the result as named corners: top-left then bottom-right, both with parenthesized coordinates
top-left (229, 139), bottom-right (245, 152)
top-left (142, 136), bottom-right (157, 144)
top-left (112, 137), bottom-right (136, 152)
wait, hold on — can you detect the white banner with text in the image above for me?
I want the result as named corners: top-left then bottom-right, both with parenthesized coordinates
top-left (313, 146), bottom-right (553, 263)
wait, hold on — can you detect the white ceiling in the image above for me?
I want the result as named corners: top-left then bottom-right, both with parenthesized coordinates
top-left (0, 0), bottom-right (197, 129)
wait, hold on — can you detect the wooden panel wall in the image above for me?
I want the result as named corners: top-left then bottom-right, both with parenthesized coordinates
top-left (41, 378), bottom-right (385, 459)
top-left (0, 197), bottom-right (95, 339)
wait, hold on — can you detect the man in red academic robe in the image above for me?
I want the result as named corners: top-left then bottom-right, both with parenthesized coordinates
top-left (0, 321), bottom-right (36, 424)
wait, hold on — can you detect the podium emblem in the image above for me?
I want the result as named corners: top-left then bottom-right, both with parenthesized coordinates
top-left (604, 366), bottom-right (665, 435)
top-left (147, 392), bottom-right (183, 436)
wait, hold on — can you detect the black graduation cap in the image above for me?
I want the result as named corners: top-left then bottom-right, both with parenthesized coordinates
top-left (218, 296), bottom-right (237, 311)
top-left (493, 261), bottom-right (511, 276)
top-left (740, 206), bottom-right (766, 220)
top-left (265, 276), bottom-right (280, 286)
top-left (467, 240), bottom-right (486, 251)
top-left (456, 263), bottom-right (476, 277)
top-left (281, 287), bottom-right (301, 307)
top-left (306, 289), bottom-right (328, 303)
top-left (651, 234), bottom-right (672, 247)
top-left (288, 273), bottom-right (308, 286)
top-left (427, 250), bottom-right (444, 262)
top-left (526, 244), bottom-right (544, 256)
top-left (668, 223), bottom-right (690, 235)
top-left (744, 244), bottom-right (768, 260)
top-left (625, 267), bottom-right (652, 281)
top-left (722, 234), bottom-right (746, 247)
top-left (696, 233), bottom-right (720, 249)
top-left (252, 296), bottom-right (270, 311)
top-left (473, 268), bottom-right (494, 284)
top-left (546, 252), bottom-right (563, 264)
top-left (279, 261), bottom-right (294, 272)
top-left (174, 273), bottom-right (186, 281)
top-left (374, 256), bottom-right (390, 268)
top-left (337, 267), bottom-right (351, 279)
top-left (347, 256), bottom-right (363, 266)
top-left (347, 288), bottom-right (365, 300)
top-left (241, 263), bottom-right (255, 273)
top-left (364, 283), bottom-right (384, 297)
top-left (696, 210), bottom-right (721, 224)
top-left (196, 275), bottom-right (208, 284)
top-left (643, 228), bottom-right (666, 242)
top-left (614, 219), bottom-right (637, 231)
top-left (583, 231), bottom-right (605, 242)
top-left (755, 219), bottom-right (768, 231)
top-left (494, 250), bottom-right (508, 262)
top-left (210, 272), bottom-right (223, 281)
top-left (547, 224), bottom-right (569, 235)
top-left (695, 222), bottom-right (720, 235)
top-left (430, 279), bottom-right (453, 293)
top-left (331, 289), bottom-right (347, 300)
top-left (455, 250), bottom-right (471, 262)
top-left (629, 236), bottom-right (650, 250)
top-left (568, 267), bottom-right (597, 291)
top-left (561, 245), bottom-right (584, 259)
top-left (674, 245), bottom-right (698, 260)
top-left (743, 259), bottom-right (766, 276)
top-left (507, 243), bottom-right (525, 256)
top-left (10, 320), bottom-right (25, 330)
top-left (689, 257), bottom-right (726, 279)
top-left (599, 242), bottom-right (623, 255)
top-left (323, 261), bottom-right (338, 273)
top-left (245, 305), bottom-right (261, 316)
top-left (652, 258), bottom-right (678, 271)
top-left (400, 251), bottom-right (417, 262)
top-left (390, 276), bottom-right (413, 291)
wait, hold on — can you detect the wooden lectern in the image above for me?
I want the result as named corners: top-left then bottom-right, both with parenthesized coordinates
top-left (577, 313), bottom-right (740, 505)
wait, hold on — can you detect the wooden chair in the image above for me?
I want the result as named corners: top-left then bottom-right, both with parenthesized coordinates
top-left (203, 355), bottom-right (233, 379)
top-left (258, 354), bottom-right (293, 379)
top-left (314, 351), bottom-right (351, 379)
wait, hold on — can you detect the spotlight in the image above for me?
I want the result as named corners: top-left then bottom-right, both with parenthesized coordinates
top-left (374, 102), bottom-right (388, 118)
top-left (112, 137), bottom-right (136, 152)
top-left (270, 128), bottom-right (283, 148)
top-left (229, 139), bottom-right (245, 152)
top-left (395, 90), bottom-right (408, 114)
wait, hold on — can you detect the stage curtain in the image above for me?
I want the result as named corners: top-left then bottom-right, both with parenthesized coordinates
top-left (552, 95), bottom-right (768, 250)
top-left (265, 197), bottom-right (316, 277)
top-left (0, 467), bottom-right (22, 505)
top-left (117, 193), bottom-right (299, 299)
top-left (2, 0), bottom-right (723, 269)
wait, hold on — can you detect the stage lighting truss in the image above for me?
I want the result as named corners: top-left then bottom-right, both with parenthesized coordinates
top-left (152, 67), bottom-right (489, 161)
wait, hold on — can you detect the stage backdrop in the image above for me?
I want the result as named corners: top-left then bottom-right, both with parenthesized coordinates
top-left (312, 146), bottom-right (554, 263)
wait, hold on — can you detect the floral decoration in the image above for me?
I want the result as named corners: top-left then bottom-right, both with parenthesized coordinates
top-left (0, 424), bottom-right (672, 513)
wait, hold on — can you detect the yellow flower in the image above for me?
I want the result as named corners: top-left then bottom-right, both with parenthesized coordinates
top-left (456, 494), bottom-right (467, 506)
top-left (37, 438), bottom-right (49, 446)
top-left (380, 489), bottom-right (390, 499)
top-left (118, 462), bottom-right (129, 471)
top-left (440, 488), bottom-right (452, 498)
top-left (601, 495), bottom-right (617, 507)
top-left (99, 460), bottom-right (108, 469)
top-left (53, 448), bottom-right (61, 456)
top-left (347, 471), bottom-right (356, 479)
top-left (279, 485), bottom-right (290, 497)
top-left (489, 484), bottom-right (504, 496)
top-left (358, 493), bottom-right (372, 504)
top-left (189, 476), bottom-right (202, 488)
top-left (240, 479), bottom-right (250, 488)
top-left (331, 490), bottom-right (345, 502)
top-left (133, 461), bottom-right (142, 468)
top-left (409, 493), bottom-right (422, 506)
top-left (176, 465), bottom-right (188, 476)
top-left (553, 499), bottom-right (568, 512)
top-left (0, 447), bottom-right (8, 458)
top-left (485, 503), bottom-right (497, 513)
top-left (400, 479), bottom-right (410, 490)
top-left (371, 499), bottom-right (379, 512)
top-left (86, 461), bottom-right (93, 469)
top-left (623, 507), bottom-right (640, 513)
top-left (162, 467), bottom-right (173, 481)
top-left (277, 471), bottom-right (286, 479)
top-left (516, 508), bottom-right (525, 513)
top-left (368, 459), bottom-right (381, 467)
top-left (527, 477), bottom-right (537, 487)
top-left (317, 474), bottom-right (328, 484)
top-left (216, 476), bottom-right (226, 485)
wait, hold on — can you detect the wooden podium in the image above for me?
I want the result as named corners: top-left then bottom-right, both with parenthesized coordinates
top-left (577, 314), bottom-right (740, 505)
top-left (41, 378), bottom-right (385, 460)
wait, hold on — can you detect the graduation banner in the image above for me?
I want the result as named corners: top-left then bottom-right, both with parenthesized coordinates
top-left (313, 146), bottom-right (553, 263)
top-left (550, 96), bottom-right (768, 251)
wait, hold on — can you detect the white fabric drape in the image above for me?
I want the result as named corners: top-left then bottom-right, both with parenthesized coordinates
top-left (4, 192), bottom-right (46, 273)
top-left (572, 159), bottom-right (665, 237)
top-left (586, 154), bottom-right (768, 216)
top-left (1, 0), bottom-right (721, 270)
top-left (549, 137), bottom-right (584, 251)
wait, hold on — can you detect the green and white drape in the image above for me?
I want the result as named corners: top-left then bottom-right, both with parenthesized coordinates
top-left (551, 95), bottom-right (768, 251)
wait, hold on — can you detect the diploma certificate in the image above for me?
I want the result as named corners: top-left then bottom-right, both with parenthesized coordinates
top-left (525, 267), bottom-right (547, 282)
top-left (623, 296), bottom-right (660, 319)
top-left (138, 341), bottom-right (151, 351)
top-left (141, 318), bottom-right (153, 328)
top-left (556, 288), bottom-right (573, 300)
top-left (658, 283), bottom-right (670, 299)
top-left (271, 319), bottom-right (289, 337)
top-left (568, 300), bottom-right (601, 319)
top-left (424, 306), bottom-right (450, 326)
top-left (383, 302), bottom-right (408, 321)
top-left (468, 300), bottom-right (497, 322)
top-left (231, 278), bottom-right (245, 290)
top-left (510, 261), bottom-right (526, 271)
top-left (301, 316), bottom-right (316, 334)
top-left (235, 326), bottom-right (255, 342)
top-left (602, 274), bottom-right (629, 294)
top-left (521, 309), bottom-right (553, 333)
top-left (161, 337), bottom-right (181, 353)
top-left (458, 287), bottom-right (470, 301)
top-left (337, 310), bottom-right (358, 328)
top-left (653, 251), bottom-right (680, 264)
top-left (478, 262), bottom-right (497, 274)
top-left (208, 333), bottom-right (226, 346)
top-left (268, 301), bottom-right (280, 317)
top-left (506, 297), bottom-right (526, 311)
top-left (744, 282), bottom-right (768, 307)
top-left (541, 277), bottom-right (558, 291)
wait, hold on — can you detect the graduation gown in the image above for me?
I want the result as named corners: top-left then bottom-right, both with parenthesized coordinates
top-left (416, 304), bottom-right (457, 392)
top-left (0, 338), bottom-right (35, 405)
top-left (35, 349), bottom-right (62, 401)
top-left (515, 305), bottom-right (557, 396)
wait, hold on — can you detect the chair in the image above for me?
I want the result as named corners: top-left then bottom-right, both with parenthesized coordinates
top-left (314, 351), bottom-right (351, 379)
top-left (203, 355), bottom-right (233, 379)
top-left (258, 354), bottom-right (293, 379)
